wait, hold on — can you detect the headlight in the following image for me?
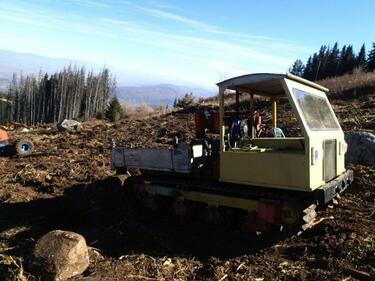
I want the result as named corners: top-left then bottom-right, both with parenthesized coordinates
top-left (311, 147), bottom-right (323, 165)
top-left (339, 141), bottom-right (347, 155)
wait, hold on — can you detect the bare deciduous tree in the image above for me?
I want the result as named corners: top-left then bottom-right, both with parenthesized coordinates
top-left (2, 66), bottom-right (116, 125)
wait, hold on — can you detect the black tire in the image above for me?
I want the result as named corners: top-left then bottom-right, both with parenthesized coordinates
top-left (15, 139), bottom-right (34, 156)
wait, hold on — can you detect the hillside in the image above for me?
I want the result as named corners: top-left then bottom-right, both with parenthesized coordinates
top-left (0, 73), bottom-right (374, 280)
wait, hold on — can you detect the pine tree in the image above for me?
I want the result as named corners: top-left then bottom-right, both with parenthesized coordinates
top-left (326, 42), bottom-right (340, 77)
top-left (106, 96), bottom-right (123, 122)
top-left (292, 42), bottom-right (374, 81)
top-left (366, 43), bottom-right (375, 72)
top-left (345, 45), bottom-right (356, 73)
top-left (337, 45), bottom-right (347, 75)
top-left (303, 56), bottom-right (313, 80)
top-left (289, 59), bottom-right (305, 77)
top-left (316, 45), bottom-right (329, 80)
top-left (337, 45), bottom-right (355, 75)
top-left (356, 43), bottom-right (366, 70)
top-left (311, 53), bottom-right (320, 81)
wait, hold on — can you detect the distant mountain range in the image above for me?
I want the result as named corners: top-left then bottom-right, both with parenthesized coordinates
top-left (117, 84), bottom-right (215, 106)
top-left (0, 49), bottom-right (216, 105)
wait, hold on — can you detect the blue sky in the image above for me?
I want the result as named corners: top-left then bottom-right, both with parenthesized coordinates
top-left (0, 0), bottom-right (374, 87)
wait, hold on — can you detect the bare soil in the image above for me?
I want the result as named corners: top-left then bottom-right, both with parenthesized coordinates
top-left (0, 93), bottom-right (374, 281)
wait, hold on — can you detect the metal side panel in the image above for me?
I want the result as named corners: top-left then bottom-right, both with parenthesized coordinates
top-left (111, 147), bottom-right (125, 169)
top-left (172, 144), bottom-right (192, 173)
top-left (124, 148), bottom-right (174, 171)
top-left (111, 144), bottom-right (192, 173)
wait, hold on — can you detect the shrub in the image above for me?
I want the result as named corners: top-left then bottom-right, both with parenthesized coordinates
top-left (106, 96), bottom-right (124, 122)
top-left (135, 103), bottom-right (153, 115)
top-left (173, 93), bottom-right (195, 108)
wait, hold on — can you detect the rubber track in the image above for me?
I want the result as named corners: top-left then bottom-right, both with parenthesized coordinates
top-left (130, 174), bottom-right (313, 207)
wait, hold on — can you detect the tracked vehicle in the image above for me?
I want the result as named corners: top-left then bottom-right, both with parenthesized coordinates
top-left (111, 73), bottom-right (353, 232)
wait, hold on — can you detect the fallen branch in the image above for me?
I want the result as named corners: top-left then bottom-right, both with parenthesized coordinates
top-left (126, 275), bottom-right (157, 280)
top-left (218, 273), bottom-right (228, 281)
top-left (343, 266), bottom-right (371, 280)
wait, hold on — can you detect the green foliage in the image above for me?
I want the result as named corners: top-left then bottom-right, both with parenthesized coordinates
top-left (173, 93), bottom-right (195, 108)
top-left (106, 96), bottom-right (124, 122)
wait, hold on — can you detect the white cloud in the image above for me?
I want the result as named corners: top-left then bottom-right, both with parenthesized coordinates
top-left (72, 0), bottom-right (110, 8)
top-left (94, 17), bottom-right (300, 82)
top-left (121, 1), bottom-right (275, 42)
top-left (0, 13), bottom-right (45, 27)
top-left (0, 3), bottom-right (117, 39)
top-left (168, 53), bottom-right (247, 75)
top-left (139, 7), bottom-right (216, 31)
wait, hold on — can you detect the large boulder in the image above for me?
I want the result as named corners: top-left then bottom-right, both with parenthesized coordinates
top-left (32, 230), bottom-right (89, 281)
top-left (57, 119), bottom-right (82, 131)
top-left (345, 132), bottom-right (375, 164)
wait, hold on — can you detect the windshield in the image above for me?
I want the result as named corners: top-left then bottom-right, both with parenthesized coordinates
top-left (292, 88), bottom-right (340, 131)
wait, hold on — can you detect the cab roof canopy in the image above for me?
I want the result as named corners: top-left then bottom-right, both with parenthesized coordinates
top-left (216, 73), bottom-right (328, 98)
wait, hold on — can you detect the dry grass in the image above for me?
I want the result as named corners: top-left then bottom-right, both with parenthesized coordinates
top-left (318, 69), bottom-right (375, 94)
top-left (198, 91), bottom-right (272, 109)
top-left (122, 102), bottom-right (175, 120)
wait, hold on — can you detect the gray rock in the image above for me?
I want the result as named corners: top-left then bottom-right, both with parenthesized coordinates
top-left (33, 230), bottom-right (89, 281)
top-left (57, 119), bottom-right (82, 131)
top-left (345, 132), bottom-right (375, 164)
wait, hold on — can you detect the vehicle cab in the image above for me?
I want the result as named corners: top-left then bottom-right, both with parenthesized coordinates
top-left (217, 73), bottom-right (352, 201)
